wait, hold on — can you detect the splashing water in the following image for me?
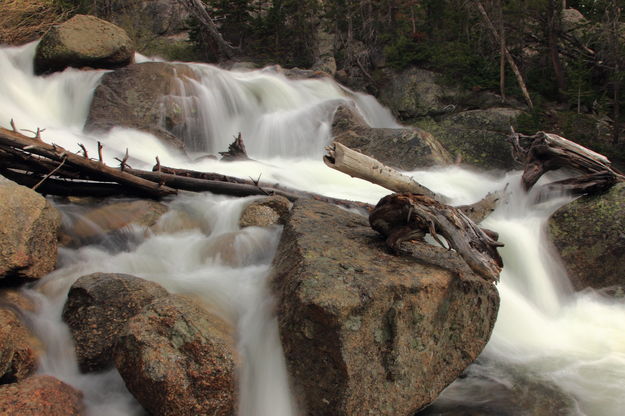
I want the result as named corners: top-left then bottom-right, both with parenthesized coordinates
top-left (1, 42), bottom-right (625, 416)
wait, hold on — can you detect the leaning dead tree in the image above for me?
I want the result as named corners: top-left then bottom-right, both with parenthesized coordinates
top-left (176, 0), bottom-right (236, 60)
top-left (370, 193), bottom-right (504, 282)
top-left (509, 130), bottom-right (625, 194)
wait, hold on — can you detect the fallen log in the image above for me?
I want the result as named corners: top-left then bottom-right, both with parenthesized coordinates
top-left (324, 142), bottom-right (442, 201)
top-left (509, 130), bottom-right (625, 192)
top-left (369, 193), bottom-right (504, 282)
top-left (0, 127), bottom-right (177, 198)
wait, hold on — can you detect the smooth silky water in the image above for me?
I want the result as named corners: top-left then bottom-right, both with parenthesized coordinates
top-left (1, 42), bottom-right (624, 416)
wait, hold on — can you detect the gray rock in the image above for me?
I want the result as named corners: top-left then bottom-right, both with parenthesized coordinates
top-left (84, 61), bottom-right (200, 151)
top-left (115, 294), bottom-right (237, 416)
top-left (0, 176), bottom-right (61, 280)
top-left (62, 273), bottom-right (169, 372)
top-left (548, 182), bottom-right (625, 290)
top-left (332, 104), bottom-right (452, 170)
top-left (34, 14), bottom-right (134, 75)
top-left (270, 198), bottom-right (500, 416)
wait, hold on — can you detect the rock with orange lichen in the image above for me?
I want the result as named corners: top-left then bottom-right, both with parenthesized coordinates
top-left (0, 290), bottom-right (43, 383)
top-left (114, 294), bottom-right (237, 416)
top-left (0, 375), bottom-right (84, 415)
top-left (62, 273), bottom-right (169, 372)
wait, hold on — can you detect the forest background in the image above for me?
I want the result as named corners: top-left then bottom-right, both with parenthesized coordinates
top-left (2, 0), bottom-right (624, 165)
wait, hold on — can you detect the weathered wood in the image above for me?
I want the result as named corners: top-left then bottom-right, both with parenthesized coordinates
top-left (509, 130), bottom-right (624, 191)
top-left (369, 193), bottom-right (504, 282)
top-left (324, 141), bottom-right (442, 200)
top-left (219, 133), bottom-right (250, 161)
top-left (0, 127), bottom-right (177, 198)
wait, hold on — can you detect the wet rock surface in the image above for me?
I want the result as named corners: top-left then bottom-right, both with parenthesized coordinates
top-left (548, 182), bottom-right (625, 290)
top-left (0, 175), bottom-right (61, 280)
top-left (62, 273), bottom-right (169, 372)
top-left (85, 61), bottom-right (200, 150)
top-left (0, 290), bottom-right (42, 384)
top-left (332, 104), bottom-right (452, 170)
top-left (115, 294), bottom-right (237, 416)
top-left (270, 198), bottom-right (499, 416)
top-left (239, 195), bottom-right (292, 228)
top-left (34, 14), bottom-right (134, 75)
top-left (0, 375), bottom-right (84, 415)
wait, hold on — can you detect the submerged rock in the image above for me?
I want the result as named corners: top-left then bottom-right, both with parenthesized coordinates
top-left (60, 199), bottom-right (168, 247)
top-left (0, 175), bottom-right (61, 280)
top-left (84, 61), bottom-right (200, 150)
top-left (332, 104), bottom-right (452, 170)
top-left (115, 294), bottom-right (237, 416)
top-left (62, 273), bottom-right (169, 372)
top-left (34, 14), bottom-right (134, 75)
top-left (270, 198), bottom-right (499, 416)
top-left (239, 195), bottom-right (292, 228)
top-left (0, 375), bottom-right (84, 415)
top-left (548, 182), bottom-right (625, 290)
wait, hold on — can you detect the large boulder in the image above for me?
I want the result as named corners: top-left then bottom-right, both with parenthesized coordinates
top-left (84, 61), bottom-right (199, 150)
top-left (0, 175), bottom-right (61, 280)
top-left (115, 294), bottom-right (237, 416)
top-left (377, 67), bottom-right (459, 120)
top-left (62, 273), bottom-right (169, 372)
top-left (0, 290), bottom-right (43, 383)
top-left (270, 198), bottom-right (500, 416)
top-left (34, 14), bottom-right (134, 75)
top-left (332, 105), bottom-right (452, 170)
top-left (417, 107), bottom-right (522, 170)
top-left (547, 183), bottom-right (625, 290)
top-left (0, 375), bottom-right (84, 415)
top-left (61, 199), bottom-right (168, 248)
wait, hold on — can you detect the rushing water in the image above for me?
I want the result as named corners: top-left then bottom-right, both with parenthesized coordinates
top-left (1, 42), bottom-right (625, 416)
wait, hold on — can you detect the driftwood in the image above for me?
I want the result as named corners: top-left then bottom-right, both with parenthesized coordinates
top-left (324, 142), bottom-right (441, 201)
top-left (0, 126), bottom-right (373, 211)
top-left (509, 130), bottom-right (624, 192)
top-left (219, 133), bottom-right (250, 161)
top-left (0, 127), bottom-right (177, 198)
top-left (369, 193), bottom-right (504, 282)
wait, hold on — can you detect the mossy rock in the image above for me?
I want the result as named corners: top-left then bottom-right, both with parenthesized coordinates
top-left (548, 182), bottom-right (625, 290)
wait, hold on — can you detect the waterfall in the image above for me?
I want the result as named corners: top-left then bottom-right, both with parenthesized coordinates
top-left (1, 42), bottom-right (624, 416)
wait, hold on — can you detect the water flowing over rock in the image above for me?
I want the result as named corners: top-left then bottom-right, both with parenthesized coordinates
top-left (0, 290), bottom-right (42, 383)
top-left (84, 61), bottom-right (199, 150)
top-left (61, 199), bottom-right (168, 248)
top-left (34, 14), bottom-right (134, 75)
top-left (0, 175), bottom-right (61, 280)
top-left (239, 196), bottom-right (292, 228)
top-left (114, 294), bottom-right (237, 416)
top-left (0, 375), bottom-right (84, 415)
top-left (270, 198), bottom-right (499, 416)
top-left (548, 182), bottom-right (625, 290)
top-left (62, 273), bottom-right (170, 372)
top-left (332, 105), bottom-right (452, 170)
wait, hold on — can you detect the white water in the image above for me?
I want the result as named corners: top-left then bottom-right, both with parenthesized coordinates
top-left (1, 42), bottom-right (625, 416)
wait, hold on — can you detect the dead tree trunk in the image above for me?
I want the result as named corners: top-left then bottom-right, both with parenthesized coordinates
top-left (509, 130), bottom-right (624, 191)
top-left (369, 193), bottom-right (504, 282)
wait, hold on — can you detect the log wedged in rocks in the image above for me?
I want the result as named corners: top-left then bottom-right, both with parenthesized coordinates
top-left (509, 130), bottom-right (624, 193)
top-left (270, 198), bottom-right (500, 416)
top-left (369, 193), bottom-right (504, 282)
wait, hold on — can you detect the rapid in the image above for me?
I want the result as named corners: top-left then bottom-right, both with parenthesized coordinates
top-left (1, 42), bottom-right (624, 416)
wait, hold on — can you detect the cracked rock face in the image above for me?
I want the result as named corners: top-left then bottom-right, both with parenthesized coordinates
top-left (270, 198), bottom-right (499, 416)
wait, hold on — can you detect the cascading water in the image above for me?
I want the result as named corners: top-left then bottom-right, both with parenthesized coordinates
top-left (1, 42), bottom-right (624, 416)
